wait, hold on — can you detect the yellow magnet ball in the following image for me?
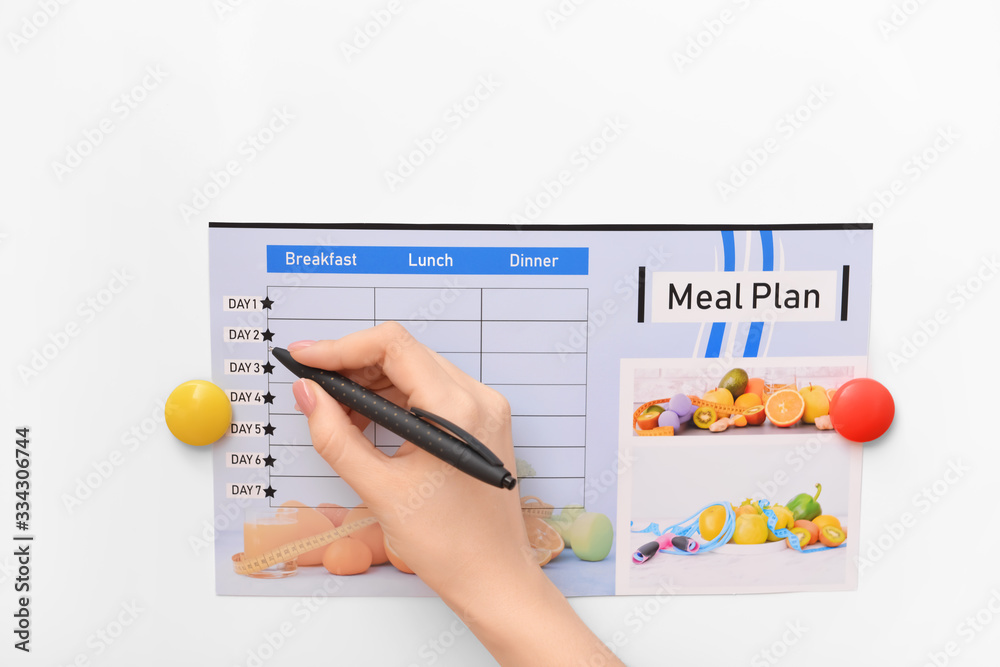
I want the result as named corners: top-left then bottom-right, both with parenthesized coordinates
top-left (165, 380), bottom-right (232, 446)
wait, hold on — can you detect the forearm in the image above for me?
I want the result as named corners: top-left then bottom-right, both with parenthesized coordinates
top-left (443, 564), bottom-right (623, 666)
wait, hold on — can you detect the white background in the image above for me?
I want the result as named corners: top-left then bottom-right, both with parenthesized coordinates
top-left (2, 1), bottom-right (999, 665)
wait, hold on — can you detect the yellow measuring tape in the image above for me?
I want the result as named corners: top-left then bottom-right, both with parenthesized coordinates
top-left (231, 517), bottom-right (378, 575)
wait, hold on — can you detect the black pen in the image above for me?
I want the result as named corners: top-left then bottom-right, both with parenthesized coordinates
top-left (270, 347), bottom-right (517, 490)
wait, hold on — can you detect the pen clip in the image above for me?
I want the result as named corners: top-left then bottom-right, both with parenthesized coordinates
top-left (409, 407), bottom-right (507, 469)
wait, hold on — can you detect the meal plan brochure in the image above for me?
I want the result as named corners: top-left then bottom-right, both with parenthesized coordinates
top-left (208, 223), bottom-right (872, 597)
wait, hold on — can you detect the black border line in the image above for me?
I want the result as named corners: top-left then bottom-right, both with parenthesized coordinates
top-left (637, 266), bottom-right (646, 323)
top-left (209, 222), bottom-right (873, 231)
top-left (841, 265), bottom-right (850, 321)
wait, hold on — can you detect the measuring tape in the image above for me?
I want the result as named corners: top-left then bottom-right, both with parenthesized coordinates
top-left (633, 395), bottom-right (753, 435)
top-left (231, 517), bottom-right (378, 575)
top-left (688, 396), bottom-right (750, 416)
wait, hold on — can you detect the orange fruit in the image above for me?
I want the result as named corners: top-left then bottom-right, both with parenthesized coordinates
top-left (524, 516), bottom-right (564, 559)
top-left (734, 392), bottom-right (762, 410)
top-left (765, 390), bottom-right (805, 427)
top-left (827, 388), bottom-right (837, 401)
top-left (812, 515), bottom-right (842, 532)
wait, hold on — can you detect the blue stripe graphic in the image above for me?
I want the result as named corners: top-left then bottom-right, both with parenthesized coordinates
top-left (743, 230), bottom-right (774, 357)
top-left (760, 230), bottom-right (774, 271)
top-left (705, 231), bottom-right (735, 358)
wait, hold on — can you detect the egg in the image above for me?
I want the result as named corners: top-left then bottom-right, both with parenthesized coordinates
top-left (384, 537), bottom-right (415, 574)
top-left (317, 503), bottom-right (350, 527)
top-left (322, 538), bottom-right (372, 575)
top-left (279, 501), bottom-right (335, 566)
top-left (343, 508), bottom-right (388, 564)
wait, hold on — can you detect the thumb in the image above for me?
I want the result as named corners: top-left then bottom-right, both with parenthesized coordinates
top-left (294, 378), bottom-right (392, 502)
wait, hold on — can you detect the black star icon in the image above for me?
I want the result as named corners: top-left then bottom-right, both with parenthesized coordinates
top-left (263, 455), bottom-right (276, 467)
top-left (264, 486), bottom-right (276, 498)
top-left (263, 423), bottom-right (276, 436)
top-left (262, 329), bottom-right (274, 342)
top-left (262, 391), bottom-right (275, 404)
top-left (261, 296), bottom-right (274, 309)
top-left (263, 361), bottom-right (275, 374)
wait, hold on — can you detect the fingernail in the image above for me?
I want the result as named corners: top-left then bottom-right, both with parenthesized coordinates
top-left (292, 379), bottom-right (316, 416)
top-left (288, 340), bottom-right (316, 351)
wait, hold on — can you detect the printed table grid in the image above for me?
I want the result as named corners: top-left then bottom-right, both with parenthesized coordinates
top-left (259, 285), bottom-right (589, 508)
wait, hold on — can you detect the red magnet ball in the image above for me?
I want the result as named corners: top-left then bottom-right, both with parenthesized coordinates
top-left (829, 379), bottom-right (895, 443)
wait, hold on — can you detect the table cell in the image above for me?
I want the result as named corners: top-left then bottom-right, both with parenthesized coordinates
top-left (375, 288), bottom-right (482, 320)
top-left (482, 321), bottom-right (583, 353)
top-left (492, 384), bottom-right (586, 416)
top-left (511, 416), bottom-right (586, 447)
top-left (269, 445), bottom-right (333, 477)
top-left (267, 287), bottom-right (374, 320)
top-left (268, 414), bottom-right (374, 446)
top-left (514, 447), bottom-right (585, 478)
top-left (482, 353), bottom-right (585, 385)
top-left (482, 288), bottom-right (587, 321)
top-left (264, 320), bottom-right (375, 358)
top-left (269, 476), bottom-right (363, 509)
top-left (265, 441), bottom-right (417, 474)
top-left (439, 352), bottom-right (481, 381)
top-left (266, 382), bottom-right (296, 414)
top-left (376, 319), bottom-right (481, 353)
top-left (267, 414), bottom-right (311, 446)
top-left (515, 477), bottom-right (584, 508)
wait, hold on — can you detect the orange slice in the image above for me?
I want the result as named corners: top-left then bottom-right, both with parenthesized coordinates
top-left (531, 547), bottom-right (554, 567)
top-left (765, 390), bottom-right (805, 427)
top-left (524, 516), bottom-right (564, 561)
top-left (827, 388), bottom-right (837, 401)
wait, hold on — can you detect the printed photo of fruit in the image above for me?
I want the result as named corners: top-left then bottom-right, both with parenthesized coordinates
top-left (623, 442), bottom-right (855, 595)
top-left (631, 363), bottom-right (861, 438)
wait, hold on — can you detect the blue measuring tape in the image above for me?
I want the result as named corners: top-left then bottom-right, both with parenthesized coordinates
top-left (630, 499), bottom-right (845, 561)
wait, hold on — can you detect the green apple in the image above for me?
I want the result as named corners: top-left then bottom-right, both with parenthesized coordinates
top-left (569, 512), bottom-right (614, 562)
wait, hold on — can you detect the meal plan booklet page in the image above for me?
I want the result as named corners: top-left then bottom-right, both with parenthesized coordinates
top-left (208, 223), bottom-right (873, 597)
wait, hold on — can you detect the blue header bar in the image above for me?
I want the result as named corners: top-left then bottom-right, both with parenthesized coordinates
top-left (266, 246), bottom-right (589, 275)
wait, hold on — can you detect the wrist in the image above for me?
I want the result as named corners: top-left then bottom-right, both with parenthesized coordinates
top-left (441, 561), bottom-right (620, 666)
top-left (440, 556), bottom-right (546, 628)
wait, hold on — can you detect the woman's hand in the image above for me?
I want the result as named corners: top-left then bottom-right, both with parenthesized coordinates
top-left (289, 322), bottom-right (622, 666)
top-left (288, 322), bottom-right (532, 604)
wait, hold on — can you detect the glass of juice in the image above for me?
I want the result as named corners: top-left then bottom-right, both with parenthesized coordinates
top-left (762, 369), bottom-right (797, 403)
top-left (242, 507), bottom-right (300, 579)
